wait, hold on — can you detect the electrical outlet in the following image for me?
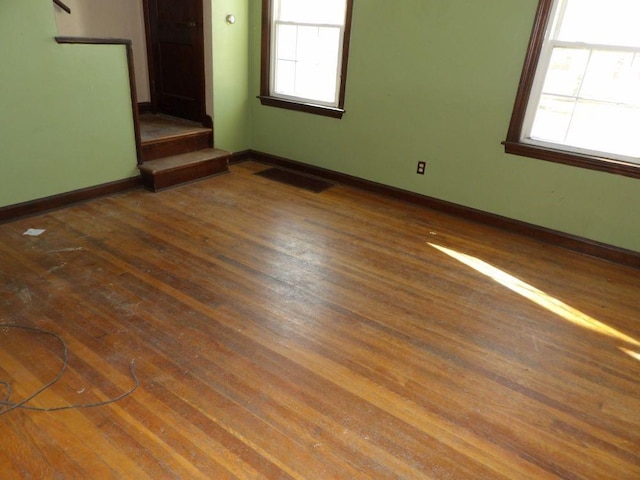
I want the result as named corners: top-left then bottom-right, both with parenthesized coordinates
top-left (416, 161), bottom-right (426, 175)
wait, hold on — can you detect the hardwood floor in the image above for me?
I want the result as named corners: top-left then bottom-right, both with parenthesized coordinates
top-left (0, 161), bottom-right (638, 479)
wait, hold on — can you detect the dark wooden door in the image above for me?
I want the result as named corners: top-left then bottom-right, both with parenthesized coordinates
top-left (146, 0), bottom-right (205, 123)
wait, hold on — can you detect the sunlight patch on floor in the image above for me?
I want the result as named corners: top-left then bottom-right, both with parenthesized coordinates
top-left (620, 347), bottom-right (640, 361)
top-left (428, 243), bottom-right (640, 349)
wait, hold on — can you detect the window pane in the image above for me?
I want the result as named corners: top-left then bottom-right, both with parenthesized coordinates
top-left (630, 53), bottom-right (640, 105)
top-left (581, 50), bottom-right (639, 104)
top-left (317, 27), bottom-right (341, 65)
top-left (295, 62), bottom-right (336, 102)
top-left (542, 48), bottom-right (589, 97)
top-left (276, 24), bottom-right (297, 61)
top-left (294, 26), bottom-right (340, 64)
top-left (558, 0), bottom-right (640, 48)
top-left (296, 25), bottom-right (321, 63)
top-left (274, 59), bottom-right (296, 96)
top-left (298, 26), bottom-right (340, 102)
top-left (530, 94), bottom-right (574, 143)
top-left (274, 24), bottom-right (340, 104)
top-left (278, 0), bottom-right (347, 25)
top-left (567, 101), bottom-right (640, 158)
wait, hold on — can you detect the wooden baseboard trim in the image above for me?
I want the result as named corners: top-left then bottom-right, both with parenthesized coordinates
top-left (228, 150), bottom-right (252, 165)
top-left (0, 177), bottom-right (142, 224)
top-left (249, 150), bottom-right (640, 269)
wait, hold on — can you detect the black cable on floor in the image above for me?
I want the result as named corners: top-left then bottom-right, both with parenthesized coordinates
top-left (0, 324), bottom-right (138, 415)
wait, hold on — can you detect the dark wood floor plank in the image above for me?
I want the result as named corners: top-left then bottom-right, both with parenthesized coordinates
top-left (0, 161), bottom-right (638, 479)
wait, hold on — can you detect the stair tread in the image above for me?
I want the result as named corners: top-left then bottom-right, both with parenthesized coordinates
top-left (140, 148), bottom-right (230, 174)
top-left (139, 113), bottom-right (210, 143)
top-left (141, 128), bottom-right (211, 145)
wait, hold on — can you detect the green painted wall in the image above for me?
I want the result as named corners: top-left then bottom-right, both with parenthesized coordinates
top-left (248, 0), bottom-right (640, 253)
top-left (212, 0), bottom-right (251, 152)
top-left (0, 0), bottom-right (138, 208)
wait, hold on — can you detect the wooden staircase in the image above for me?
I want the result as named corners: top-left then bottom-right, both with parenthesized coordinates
top-left (138, 113), bottom-right (230, 191)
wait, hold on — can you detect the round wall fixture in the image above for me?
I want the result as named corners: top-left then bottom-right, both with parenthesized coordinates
top-left (226, 14), bottom-right (236, 25)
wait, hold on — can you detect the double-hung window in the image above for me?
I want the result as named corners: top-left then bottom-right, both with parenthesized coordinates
top-left (259, 0), bottom-right (354, 118)
top-left (504, 0), bottom-right (640, 178)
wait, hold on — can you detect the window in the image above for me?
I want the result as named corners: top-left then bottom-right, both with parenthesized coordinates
top-left (259, 0), bottom-right (354, 118)
top-left (504, 0), bottom-right (640, 178)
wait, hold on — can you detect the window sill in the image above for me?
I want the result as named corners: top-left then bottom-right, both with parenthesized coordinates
top-left (503, 141), bottom-right (640, 179)
top-left (258, 96), bottom-right (345, 119)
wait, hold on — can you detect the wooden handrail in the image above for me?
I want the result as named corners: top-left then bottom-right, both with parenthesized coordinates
top-left (53, 0), bottom-right (71, 14)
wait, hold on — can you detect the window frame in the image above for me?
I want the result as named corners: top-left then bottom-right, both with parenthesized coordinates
top-left (503, 0), bottom-right (640, 179)
top-left (259, 0), bottom-right (354, 119)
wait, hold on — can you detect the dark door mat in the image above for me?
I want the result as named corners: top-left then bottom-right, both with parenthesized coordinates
top-left (255, 168), bottom-right (335, 193)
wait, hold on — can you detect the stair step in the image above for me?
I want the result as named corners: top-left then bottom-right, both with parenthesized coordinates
top-left (139, 113), bottom-right (206, 143)
top-left (139, 148), bottom-right (230, 191)
top-left (141, 129), bottom-right (212, 161)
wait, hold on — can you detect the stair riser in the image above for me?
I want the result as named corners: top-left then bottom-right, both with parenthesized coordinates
top-left (141, 157), bottom-right (229, 192)
top-left (142, 132), bottom-right (211, 162)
